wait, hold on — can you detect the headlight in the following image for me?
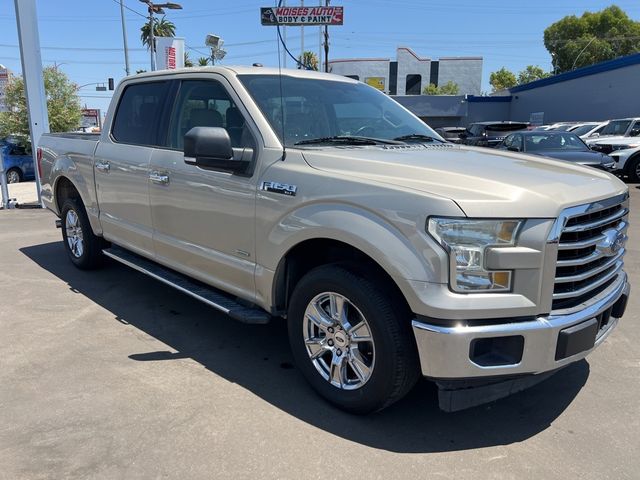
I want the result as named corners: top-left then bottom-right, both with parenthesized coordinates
top-left (428, 218), bottom-right (522, 292)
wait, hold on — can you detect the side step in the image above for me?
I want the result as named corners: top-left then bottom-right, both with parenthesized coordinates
top-left (102, 245), bottom-right (271, 324)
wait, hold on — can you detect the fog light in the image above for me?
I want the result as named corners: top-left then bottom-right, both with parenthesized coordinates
top-left (470, 336), bottom-right (524, 367)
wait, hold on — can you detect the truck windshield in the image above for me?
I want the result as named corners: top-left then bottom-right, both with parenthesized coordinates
top-left (238, 74), bottom-right (442, 147)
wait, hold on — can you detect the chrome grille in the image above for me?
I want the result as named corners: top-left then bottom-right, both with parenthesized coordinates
top-left (551, 194), bottom-right (629, 312)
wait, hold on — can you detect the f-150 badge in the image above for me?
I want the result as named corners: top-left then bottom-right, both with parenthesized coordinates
top-left (260, 181), bottom-right (297, 196)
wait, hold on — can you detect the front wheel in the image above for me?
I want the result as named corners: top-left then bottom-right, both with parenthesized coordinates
top-left (288, 264), bottom-right (420, 414)
top-left (628, 156), bottom-right (640, 183)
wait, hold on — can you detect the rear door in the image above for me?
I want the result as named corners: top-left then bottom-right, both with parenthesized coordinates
top-left (95, 80), bottom-right (171, 257)
top-left (148, 76), bottom-right (261, 300)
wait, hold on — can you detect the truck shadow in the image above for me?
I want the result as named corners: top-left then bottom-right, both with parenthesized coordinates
top-left (20, 241), bottom-right (589, 454)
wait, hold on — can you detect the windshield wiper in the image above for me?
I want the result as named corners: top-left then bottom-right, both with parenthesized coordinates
top-left (294, 135), bottom-right (399, 146)
top-left (393, 134), bottom-right (444, 143)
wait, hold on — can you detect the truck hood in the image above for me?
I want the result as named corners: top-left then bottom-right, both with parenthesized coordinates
top-left (301, 145), bottom-right (626, 218)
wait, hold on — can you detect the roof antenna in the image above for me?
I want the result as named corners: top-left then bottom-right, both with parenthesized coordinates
top-left (275, 0), bottom-right (286, 161)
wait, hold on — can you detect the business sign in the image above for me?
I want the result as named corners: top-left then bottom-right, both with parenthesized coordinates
top-left (529, 111), bottom-right (544, 127)
top-left (155, 37), bottom-right (185, 70)
top-left (81, 108), bottom-right (102, 128)
top-left (365, 77), bottom-right (385, 91)
top-left (261, 6), bottom-right (343, 26)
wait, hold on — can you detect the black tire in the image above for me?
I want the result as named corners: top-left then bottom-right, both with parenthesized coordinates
top-left (287, 264), bottom-right (420, 414)
top-left (627, 156), bottom-right (640, 183)
top-left (6, 168), bottom-right (22, 184)
top-left (60, 198), bottom-right (104, 269)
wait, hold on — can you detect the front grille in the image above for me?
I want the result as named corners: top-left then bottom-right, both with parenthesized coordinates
top-left (552, 196), bottom-right (628, 311)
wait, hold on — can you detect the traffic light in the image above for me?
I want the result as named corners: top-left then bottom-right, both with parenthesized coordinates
top-left (108, 78), bottom-right (114, 91)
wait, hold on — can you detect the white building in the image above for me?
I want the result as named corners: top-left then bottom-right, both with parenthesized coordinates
top-left (328, 47), bottom-right (482, 95)
top-left (0, 65), bottom-right (14, 112)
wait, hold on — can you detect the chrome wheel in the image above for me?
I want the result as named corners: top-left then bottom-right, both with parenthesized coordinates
top-left (65, 209), bottom-right (84, 258)
top-left (6, 170), bottom-right (20, 184)
top-left (303, 292), bottom-right (375, 390)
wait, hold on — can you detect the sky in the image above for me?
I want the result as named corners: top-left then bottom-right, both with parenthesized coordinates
top-left (1, 0), bottom-right (639, 115)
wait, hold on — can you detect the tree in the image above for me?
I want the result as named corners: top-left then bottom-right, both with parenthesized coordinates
top-left (517, 65), bottom-right (551, 84)
top-left (0, 66), bottom-right (82, 141)
top-left (423, 80), bottom-right (459, 95)
top-left (544, 5), bottom-right (640, 73)
top-left (197, 57), bottom-right (210, 66)
top-left (298, 51), bottom-right (319, 71)
top-left (423, 81), bottom-right (456, 95)
top-left (184, 52), bottom-right (194, 67)
top-left (489, 67), bottom-right (517, 92)
top-left (140, 16), bottom-right (176, 51)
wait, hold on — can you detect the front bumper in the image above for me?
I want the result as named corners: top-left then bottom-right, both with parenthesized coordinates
top-left (412, 272), bottom-right (630, 379)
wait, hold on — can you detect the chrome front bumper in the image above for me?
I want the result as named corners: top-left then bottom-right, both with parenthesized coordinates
top-left (412, 272), bottom-right (630, 379)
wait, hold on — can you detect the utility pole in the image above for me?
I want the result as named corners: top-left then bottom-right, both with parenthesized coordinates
top-left (119, 0), bottom-right (130, 75)
top-left (324, 0), bottom-right (330, 72)
top-left (300, 0), bottom-right (304, 68)
top-left (318, 0), bottom-right (323, 70)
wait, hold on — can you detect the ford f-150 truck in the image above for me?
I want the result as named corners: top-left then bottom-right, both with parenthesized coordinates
top-left (38, 67), bottom-right (631, 413)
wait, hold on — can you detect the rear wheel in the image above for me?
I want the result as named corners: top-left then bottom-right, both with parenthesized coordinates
top-left (6, 168), bottom-right (21, 184)
top-left (288, 264), bottom-right (420, 413)
top-left (60, 198), bottom-right (104, 269)
top-left (628, 156), bottom-right (640, 183)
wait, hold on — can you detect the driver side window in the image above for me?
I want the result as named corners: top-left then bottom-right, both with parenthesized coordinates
top-left (167, 79), bottom-right (254, 151)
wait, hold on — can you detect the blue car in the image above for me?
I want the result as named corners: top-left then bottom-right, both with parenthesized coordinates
top-left (1, 142), bottom-right (35, 183)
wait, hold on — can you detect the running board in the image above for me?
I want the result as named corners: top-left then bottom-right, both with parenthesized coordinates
top-left (102, 246), bottom-right (270, 324)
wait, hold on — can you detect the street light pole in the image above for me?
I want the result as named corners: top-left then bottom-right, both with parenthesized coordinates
top-left (139, 1), bottom-right (183, 72)
top-left (119, 0), bottom-right (130, 75)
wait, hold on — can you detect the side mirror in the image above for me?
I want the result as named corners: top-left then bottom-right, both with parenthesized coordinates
top-left (589, 132), bottom-right (600, 138)
top-left (507, 146), bottom-right (520, 152)
top-left (458, 132), bottom-right (468, 139)
top-left (184, 127), bottom-right (250, 174)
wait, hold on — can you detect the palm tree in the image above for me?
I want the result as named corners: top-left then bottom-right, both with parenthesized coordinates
top-left (140, 16), bottom-right (176, 51)
top-left (298, 51), bottom-right (319, 71)
top-left (184, 52), bottom-right (194, 67)
top-left (197, 57), bottom-right (210, 66)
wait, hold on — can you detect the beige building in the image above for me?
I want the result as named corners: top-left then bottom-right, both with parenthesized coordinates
top-left (0, 65), bottom-right (14, 113)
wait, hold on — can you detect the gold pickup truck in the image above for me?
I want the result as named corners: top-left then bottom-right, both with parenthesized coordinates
top-left (38, 67), bottom-right (630, 413)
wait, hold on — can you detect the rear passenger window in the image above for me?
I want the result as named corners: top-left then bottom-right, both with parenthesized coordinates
top-left (111, 81), bottom-right (169, 146)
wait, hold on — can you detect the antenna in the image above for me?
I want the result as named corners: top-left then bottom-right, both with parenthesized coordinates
top-left (275, 0), bottom-right (287, 160)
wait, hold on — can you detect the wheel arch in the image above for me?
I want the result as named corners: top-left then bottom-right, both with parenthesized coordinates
top-left (272, 237), bottom-right (420, 318)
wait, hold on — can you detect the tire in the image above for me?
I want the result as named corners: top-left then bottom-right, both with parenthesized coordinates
top-left (627, 156), bottom-right (640, 183)
top-left (60, 198), bottom-right (104, 269)
top-left (287, 264), bottom-right (420, 414)
top-left (6, 168), bottom-right (22, 184)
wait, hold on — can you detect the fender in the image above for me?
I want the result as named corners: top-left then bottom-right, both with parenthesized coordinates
top-left (255, 202), bottom-right (451, 312)
top-left (42, 143), bottom-right (103, 236)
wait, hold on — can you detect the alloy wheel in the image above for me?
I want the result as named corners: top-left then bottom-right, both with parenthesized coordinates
top-left (302, 292), bottom-right (375, 390)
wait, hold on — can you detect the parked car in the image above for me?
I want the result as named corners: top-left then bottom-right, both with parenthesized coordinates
top-left (586, 118), bottom-right (640, 147)
top-left (570, 122), bottom-right (607, 138)
top-left (38, 67), bottom-right (630, 413)
top-left (589, 124), bottom-right (640, 154)
top-left (434, 127), bottom-right (466, 143)
top-left (609, 145), bottom-right (640, 182)
top-left (549, 122), bottom-right (581, 131)
top-left (459, 121), bottom-right (529, 147)
top-left (1, 141), bottom-right (35, 183)
top-left (498, 131), bottom-right (616, 171)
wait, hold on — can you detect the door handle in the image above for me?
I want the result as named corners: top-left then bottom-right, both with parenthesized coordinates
top-left (96, 161), bottom-right (110, 172)
top-left (149, 172), bottom-right (170, 185)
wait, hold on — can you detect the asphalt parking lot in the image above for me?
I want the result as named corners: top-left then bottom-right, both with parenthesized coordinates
top-left (1, 186), bottom-right (639, 480)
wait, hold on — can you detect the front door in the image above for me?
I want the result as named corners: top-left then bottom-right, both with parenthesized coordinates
top-left (95, 80), bottom-right (171, 257)
top-left (149, 77), bottom-right (260, 301)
